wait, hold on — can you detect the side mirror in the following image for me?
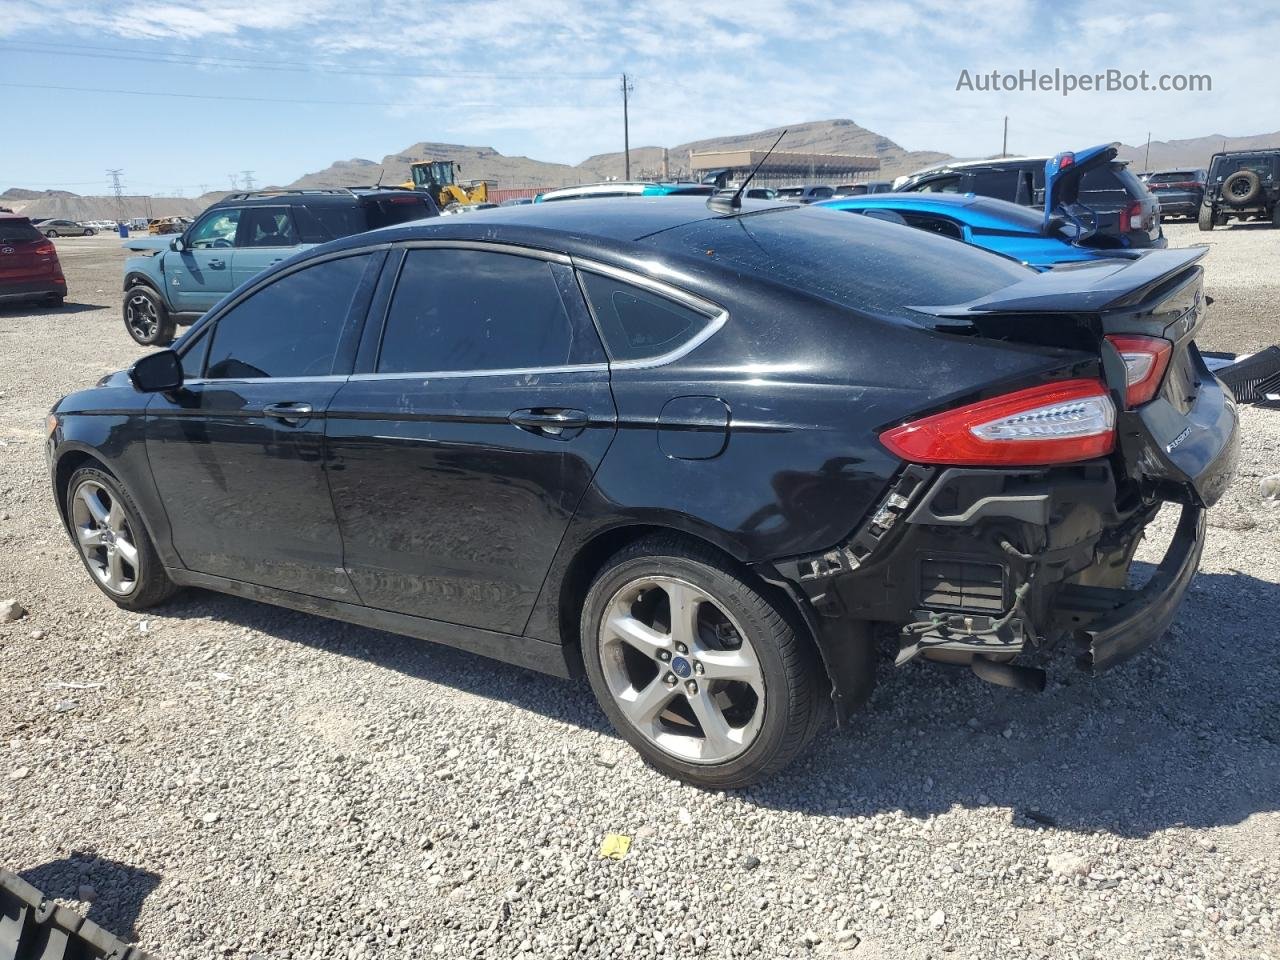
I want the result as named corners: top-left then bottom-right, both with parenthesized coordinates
top-left (129, 350), bottom-right (183, 393)
top-left (170, 237), bottom-right (185, 252)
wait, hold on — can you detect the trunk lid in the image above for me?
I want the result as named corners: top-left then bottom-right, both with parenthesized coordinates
top-left (911, 247), bottom-right (1238, 507)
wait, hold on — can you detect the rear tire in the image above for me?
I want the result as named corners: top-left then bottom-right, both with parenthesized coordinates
top-left (123, 286), bottom-right (175, 346)
top-left (1221, 169), bottom-right (1262, 206)
top-left (83, 227), bottom-right (95, 236)
top-left (65, 466), bottom-right (178, 611)
top-left (45, 230), bottom-right (59, 238)
top-left (1198, 205), bottom-right (1215, 231)
top-left (580, 536), bottom-right (829, 789)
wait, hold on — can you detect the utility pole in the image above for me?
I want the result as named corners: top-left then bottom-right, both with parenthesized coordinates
top-left (1001, 116), bottom-right (1008, 158)
top-left (107, 169), bottom-right (125, 222)
top-left (621, 73), bottom-right (633, 181)
top-left (241, 170), bottom-right (256, 191)
top-left (1144, 131), bottom-right (1152, 173)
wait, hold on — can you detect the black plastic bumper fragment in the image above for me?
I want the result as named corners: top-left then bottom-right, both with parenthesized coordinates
top-left (1061, 504), bottom-right (1205, 673)
top-left (1214, 345), bottom-right (1280, 404)
top-left (0, 870), bottom-right (153, 960)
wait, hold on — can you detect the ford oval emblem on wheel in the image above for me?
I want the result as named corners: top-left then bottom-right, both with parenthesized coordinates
top-left (671, 656), bottom-right (693, 679)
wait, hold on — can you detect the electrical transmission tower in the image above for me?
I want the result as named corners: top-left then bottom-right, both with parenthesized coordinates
top-left (241, 170), bottom-right (256, 191)
top-left (107, 169), bottom-right (125, 222)
top-left (228, 173), bottom-right (240, 190)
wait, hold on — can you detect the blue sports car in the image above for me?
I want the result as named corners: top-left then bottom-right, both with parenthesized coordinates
top-left (817, 192), bottom-right (1137, 271)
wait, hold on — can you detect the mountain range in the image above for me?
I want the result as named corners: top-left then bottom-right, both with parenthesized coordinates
top-left (6, 120), bottom-right (1280, 220)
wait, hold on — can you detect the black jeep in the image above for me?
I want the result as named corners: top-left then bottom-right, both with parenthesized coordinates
top-left (1199, 149), bottom-right (1280, 230)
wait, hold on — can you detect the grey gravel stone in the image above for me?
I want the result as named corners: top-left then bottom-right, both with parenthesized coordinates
top-left (0, 599), bottom-right (25, 622)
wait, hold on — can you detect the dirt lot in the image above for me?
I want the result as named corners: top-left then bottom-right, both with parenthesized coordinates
top-left (1, 225), bottom-right (1278, 960)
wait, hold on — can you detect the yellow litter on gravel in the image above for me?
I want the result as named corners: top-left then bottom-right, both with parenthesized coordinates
top-left (599, 833), bottom-right (631, 860)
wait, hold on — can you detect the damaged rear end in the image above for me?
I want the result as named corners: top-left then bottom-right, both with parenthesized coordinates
top-left (777, 247), bottom-right (1239, 706)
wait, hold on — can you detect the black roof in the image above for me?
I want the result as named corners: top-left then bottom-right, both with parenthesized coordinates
top-left (210, 187), bottom-right (425, 208)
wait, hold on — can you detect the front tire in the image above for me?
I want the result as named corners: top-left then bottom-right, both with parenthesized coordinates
top-left (66, 466), bottom-right (177, 610)
top-left (1198, 205), bottom-right (1215, 231)
top-left (581, 537), bottom-right (828, 788)
top-left (123, 286), bottom-right (175, 346)
top-left (83, 227), bottom-right (96, 236)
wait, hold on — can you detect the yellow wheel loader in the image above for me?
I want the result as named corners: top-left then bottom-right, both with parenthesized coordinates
top-left (401, 160), bottom-right (489, 209)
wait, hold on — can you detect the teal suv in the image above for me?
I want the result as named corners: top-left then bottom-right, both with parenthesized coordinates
top-left (121, 187), bottom-right (438, 345)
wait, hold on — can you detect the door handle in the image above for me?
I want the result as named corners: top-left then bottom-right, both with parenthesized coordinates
top-left (508, 408), bottom-right (589, 437)
top-left (208, 258), bottom-right (225, 268)
top-left (263, 402), bottom-right (314, 425)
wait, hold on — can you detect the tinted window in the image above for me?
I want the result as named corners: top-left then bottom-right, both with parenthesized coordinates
top-left (1148, 171), bottom-right (1196, 183)
top-left (901, 213), bottom-right (963, 241)
top-left (238, 207), bottom-right (298, 247)
top-left (204, 254), bottom-right (368, 379)
top-left (656, 207), bottom-right (1031, 323)
top-left (180, 329), bottom-right (210, 380)
top-left (579, 272), bottom-right (712, 362)
top-left (914, 175), bottom-right (962, 194)
top-left (1079, 165), bottom-right (1145, 211)
top-left (966, 169), bottom-right (1022, 203)
top-left (0, 220), bottom-right (41, 243)
top-left (188, 209), bottom-right (240, 249)
top-left (293, 205), bottom-right (365, 244)
top-left (364, 196), bottom-right (437, 229)
top-left (377, 249), bottom-right (576, 373)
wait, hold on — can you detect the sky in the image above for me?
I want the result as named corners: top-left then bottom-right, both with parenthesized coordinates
top-left (0, 0), bottom-right (1276, 195)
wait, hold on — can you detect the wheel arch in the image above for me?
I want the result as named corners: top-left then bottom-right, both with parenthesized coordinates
top-left (123, 272), bottom-right (163, 296)
top-left (547, 521), bottom-right (836, 699)
top-left (52, 447), bottom-right (113, 530)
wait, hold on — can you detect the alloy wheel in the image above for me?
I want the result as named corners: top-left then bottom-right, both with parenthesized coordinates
top-left (71, 480), bottom-right (140, 595)
top-left (126, 293), bottom-right (159, 341)
top-left (598, 576), bottom-right (765, 764)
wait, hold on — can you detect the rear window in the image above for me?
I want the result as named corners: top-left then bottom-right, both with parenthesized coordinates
top-left (0, 220), bottom-right (41, 243)
top-left (1147, 171), bottom-right (1196, 183)
top-left (654, 207), bottom-right (1030, 321)
top-left (1077, 165), bottom-right (1146, 210)
top-left (1211, 155), bottom-right (1278, 178)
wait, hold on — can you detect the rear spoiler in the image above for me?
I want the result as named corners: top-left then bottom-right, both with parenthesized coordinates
top-left (912, 247), bottom-right (1208, 316)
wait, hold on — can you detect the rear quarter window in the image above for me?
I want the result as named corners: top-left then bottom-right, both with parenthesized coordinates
top-left (293, 205), bottom-right (365, 243)
top-left (579, 272), bottom-right (717, 363)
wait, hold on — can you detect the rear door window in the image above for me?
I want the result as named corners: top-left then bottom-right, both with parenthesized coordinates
top-left (1077, 166), bottom-right (1138, 211)
top-left (237, 206), bottom-right (299, 248)
top-left (204, 254), bottom-right (369, 379)
top-left (363, 196), bottom-right (437, 229)
top-left (294, 204), bottom-right (366, 243)
top-left (578, 272), bottom-right (717, 363)
top-left (376, 249), bottom-right (578, 373)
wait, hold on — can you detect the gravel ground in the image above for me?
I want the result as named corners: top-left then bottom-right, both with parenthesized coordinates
top-left (1, 228), bottom-right (1278, 960)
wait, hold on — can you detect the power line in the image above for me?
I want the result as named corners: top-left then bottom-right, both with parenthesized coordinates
top-left (0, 80), bottom-right (397, 106)
top-left (0, 39), bottom-right (617, 81)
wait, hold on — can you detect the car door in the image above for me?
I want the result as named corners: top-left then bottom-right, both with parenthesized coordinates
top-left (232, 206), bottom-right (302, 287)
top-left (168, 207), bottom-right (242, 313)
top-left (146, 250), bottom-right (382, 599)
top-left (324, 243), bottom-right (617, 634)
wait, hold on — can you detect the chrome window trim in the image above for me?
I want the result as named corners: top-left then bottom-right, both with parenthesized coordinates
top-left (571, 257), bottom-right (729, 370)
top-left (183, 374), bottom-right (352, 386)
top-left (349, 363), bottom-right (609, 382)
top-left (397, 239), bottom-right (571, 264)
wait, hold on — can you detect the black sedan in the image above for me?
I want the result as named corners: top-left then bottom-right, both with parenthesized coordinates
top-left (46, 199), bottom-right (1238, 787)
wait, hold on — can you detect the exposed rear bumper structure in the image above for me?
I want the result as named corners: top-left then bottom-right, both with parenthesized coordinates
top-left (1062, 504), bottom-right (1204, 673)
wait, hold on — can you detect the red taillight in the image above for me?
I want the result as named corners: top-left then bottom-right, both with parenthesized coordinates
top-left (1120, 200), bottom-right (1144, 233)
top-left (34, 241), bottom-right (55, 256)
top-left (1058, 152), bottom-right (1075, 170)
top-left (880, 379), bottom-right (1116, 467)
top-left (1105, 334), bottom-right (1172, 407)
